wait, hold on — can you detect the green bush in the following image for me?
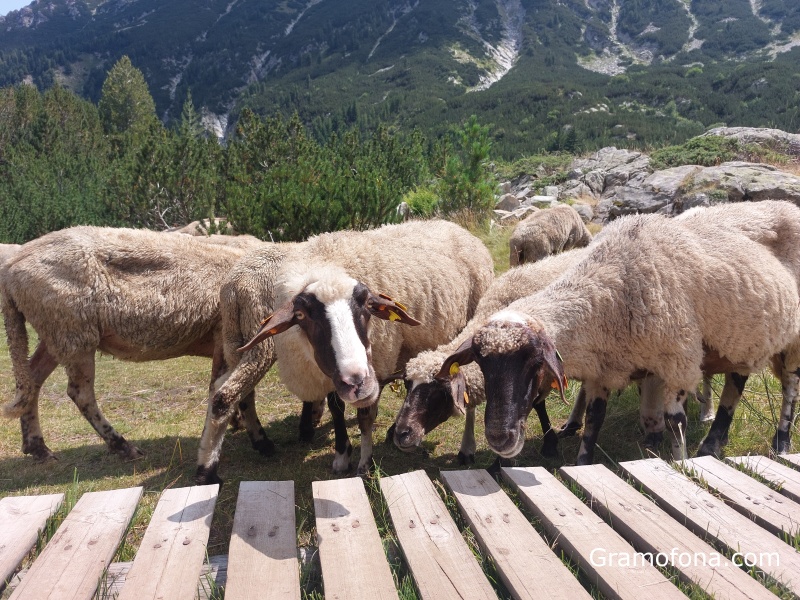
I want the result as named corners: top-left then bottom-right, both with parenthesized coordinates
top-left (650, 135), bottom-right (740, 169)
top-left (402, 186), bottom-right (439, 217)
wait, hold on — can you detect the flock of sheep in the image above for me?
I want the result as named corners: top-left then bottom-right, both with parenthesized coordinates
top-left (0, 199), bottom-right (797, 483)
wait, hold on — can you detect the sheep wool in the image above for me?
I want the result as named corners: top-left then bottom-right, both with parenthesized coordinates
top-left (508, 204), bottom-right (592, 266)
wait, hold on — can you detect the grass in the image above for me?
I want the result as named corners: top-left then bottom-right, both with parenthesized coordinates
top-left (1, 227), bottom-right (797, 597)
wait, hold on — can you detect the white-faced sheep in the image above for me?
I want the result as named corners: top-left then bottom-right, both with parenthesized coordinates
top-left (508, 204), bottom-right (592, 267)
top-left (392, 248), bottom-right (589, 464)
top-left (195, 219), bottom-right (494, 483)
top-left (437, 212), bottom-right (800, 465)
top-left (0, 226), bottom-right (267, 461)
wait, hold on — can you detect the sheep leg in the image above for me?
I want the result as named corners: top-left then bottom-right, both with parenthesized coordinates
top-left (328, 392), bottom-right (353, 474)
top-left (64, 357), bottom-right (143, 460)
top-left (772, 368), bottom-right (799, 454)
top-left (697, 375), bottom-right (716, 423)
top-left (457, 405), bottom-right (477, 465)
top-left (235, 390), bottom-right (274, 456)
top-left (664, 388), bottom-right (689, 461)
top-left (19, 342), bottom-right (58, 461)
top-left (299, 400), bottom-right (325, 442)
top-left (698, 373), bottom-right (747, 458)
top-left (640, 375), bottom-right (665, 452)
top-left (356, 401), bottom-right (379, 476)
top-left (576, 386), bottom-right (609, 465)
top-left (559, 385), bottom-right (586, 437)
top-left (533, 399), bottom-right (559, 458)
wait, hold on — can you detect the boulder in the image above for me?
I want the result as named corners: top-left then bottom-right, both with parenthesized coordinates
top-left (495, 193), bottom-right (520, 211)
top-left (700, 127), bottom-right (800, 156)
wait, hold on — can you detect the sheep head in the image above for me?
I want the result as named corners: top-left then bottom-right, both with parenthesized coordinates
top-left (436, 312), bottom-right (566, 458)
top-left (239, 279), bottom-right (419, 406)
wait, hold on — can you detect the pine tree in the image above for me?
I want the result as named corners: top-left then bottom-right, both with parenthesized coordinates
top-left (98, 56), bottom-right (157, 138)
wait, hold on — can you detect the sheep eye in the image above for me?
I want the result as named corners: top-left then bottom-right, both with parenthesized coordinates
top-left (294, 311), bottom-right (305, 320)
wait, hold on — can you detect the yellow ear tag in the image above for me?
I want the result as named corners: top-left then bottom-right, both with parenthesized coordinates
top-left (463, 391), bottom-right (469, 405)
top-left (388, 310), bottom-right (401, 322)
top-left (395, 301), bottom-right (408, 311)
top-left (449, 362), bottom-right (460, 377)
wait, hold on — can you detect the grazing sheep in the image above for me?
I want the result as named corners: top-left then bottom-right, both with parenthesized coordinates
top-left (674, 200), bottom-right (800, 455)
top-left (392, 248), bottom-right (589, 464)
top-left (437, 213), bottom-right (800, 465)
top-left (0, 226), bottom-right (267, 461)
top-left (195, 220), bottom-right (494, 483)
top-left (508, 204), bottom-right (592, 267)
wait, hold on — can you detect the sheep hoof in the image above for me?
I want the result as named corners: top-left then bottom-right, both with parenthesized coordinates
top-left (558, 421), bottom-right (582, 438)
top-left (298, 427), bottom-right (315, 443)
top-left (772, 432), bottom-right (791, 454)
top-left (642, 431), bottom-right (663, 452)
top-left (487, 457), bottom-right (502, 479)
top-left (123, 446), bottom-right (145, 461)
top-left (356, 459), bottom-right (374, 477)
top-left (252, 437), bottom-right (276, 457)
top-left (24, 438), bottom-right (57, 462)
top-left (457, 451), bottom-right (475, 465)
top-left (332, 444), bottom-right (353, 474)
top-left (539, 441), bottom-right (559, 459)
top-left (696, 442), bottom-right (719, 458)
top-left (194, 464), bottom-right (223, 486)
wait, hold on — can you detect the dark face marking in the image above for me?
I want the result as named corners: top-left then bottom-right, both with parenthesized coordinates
top-left (393, 381), bottom-right (453, 450)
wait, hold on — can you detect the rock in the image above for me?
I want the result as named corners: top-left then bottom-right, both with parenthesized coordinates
top-left (495, 193), bottom-right (520, 211)
top-left (559, 182), bottom-right (595, 200)
top-left (701, 127), bottom-right (800, 156)
top-left (571, 203), bottom-right (594, 223)
top-left (526, 195), bottom-right (558, 209)
top-left (596, 165), bottom-right (702, 220)
top-left (544, 186), bottom-right (560, 198)
top-left (500, 181), bottom-right (512, 194)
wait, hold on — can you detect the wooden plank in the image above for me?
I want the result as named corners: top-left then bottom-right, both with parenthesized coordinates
top-left (728, 455), bottom-right (800, 504)
top-left (780, 454), bottom-right (800, 470)
top-left (9, 487), bottom-right (142, 600)
top-left (0, 494), bottom-right (64, 589)
top-left (225, 481), bottom-right (300, 599)
top-left (684, 456), bottom-right (800, 538)
top-left (440, 469), bottom-right (591, 600)
top-left (620, 458), bottom-right (800, 597)
top-left (116, 484), bottom-right (218, 600)
top-left (380, 470), bottom-right (496, 600)
top-left (313, 477), bottom-right (398, 600)
top-left (502, 467), bottom-right (684, 600)
top-left (560, 463), bottom-right (777, 600)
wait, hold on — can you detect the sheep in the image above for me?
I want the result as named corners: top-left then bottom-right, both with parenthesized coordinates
top-left (673, 200), bottom-right (800, 455)
top-left (166, 218), bottom-right (234, 236)
top-left (0, 226), bottom-right (268, 461)
top-left (436, 212), bottom-right (800, 465)
top-left (0, 244), bottom-right (21, 265)
top-left (508, 204), bottom-right (592, 267)
top-left (195, 219), bottom-right (494, 483)
top-left (391, 248), bottom-right (590, 464)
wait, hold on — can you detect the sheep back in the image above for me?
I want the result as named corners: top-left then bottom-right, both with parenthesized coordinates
top-left (273, 220), bottom-right (494, 402)
top-left (509, 204), bottom-right (592, 266)
top-left (511, 214), bottom-right (800, 392)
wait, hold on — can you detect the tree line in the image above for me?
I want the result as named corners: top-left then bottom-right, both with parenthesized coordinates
top-left (0, 57), bottom-right (496, 244)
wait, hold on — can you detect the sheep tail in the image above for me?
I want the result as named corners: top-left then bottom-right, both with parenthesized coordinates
top-left (2, 295), bottom-right (33, 419)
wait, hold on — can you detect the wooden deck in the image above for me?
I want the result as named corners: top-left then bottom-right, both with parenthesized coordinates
top-left (2, 455), bottom-right (799, 599)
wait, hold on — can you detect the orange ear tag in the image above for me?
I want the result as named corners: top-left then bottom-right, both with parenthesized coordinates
top-left (449, 362), bottom-right (460, 377)
top-left (463, 391), bottom-right (469, 405)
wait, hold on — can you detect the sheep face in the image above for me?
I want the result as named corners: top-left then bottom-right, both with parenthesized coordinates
top-left (240, 280), bottom-right (419, 406)
top-left (437, 314), bottom-right (566, 458)
top-left (393, 379), bottom-right (458, 451)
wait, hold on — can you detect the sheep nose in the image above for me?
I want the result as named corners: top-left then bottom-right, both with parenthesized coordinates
top-left (486, 429), bottom-right (519, 453)
top-left (395, 428), bottom-right (411, 446)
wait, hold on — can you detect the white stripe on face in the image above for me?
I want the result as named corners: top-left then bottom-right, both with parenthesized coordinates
top-left (326, 298), bottom-right (370, 385)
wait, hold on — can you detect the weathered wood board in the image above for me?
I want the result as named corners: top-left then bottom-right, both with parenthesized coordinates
top-left (0, 494), bottom-right (64, 589)
top-left (441, 469), bottom-right (591, 600)
top-left (9, 487), bottom-right (142, 600)
top-left (380, 470), bottom-right (495, 600)
top-left (503, 466), bottom-right (684, 600)
top-left (728, 455), bottom-right (800, 504)
top-left (621, 458), bottom-right (800, 597)
top-left (225, 481), bottom-right (300, 599)
top-left (560, 463), bottom-right (777, 600)
top-left (778, 453), bottom-right (800, 470)
top-left (683, 456), bottom-right (800, 538)
top-left (117, 484), bottom-right (218, 600)
top-left (313, 477), bottom-right (398, 600)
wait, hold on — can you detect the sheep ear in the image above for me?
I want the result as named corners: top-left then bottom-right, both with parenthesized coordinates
top-left (238, 300), bottom-right (298, 352)
top-left (367, 292), bottom-right (421, 325)
top-left (542, 340), bottom-right (568, 404)
top-left (435, 337), bottom-right (475, 415)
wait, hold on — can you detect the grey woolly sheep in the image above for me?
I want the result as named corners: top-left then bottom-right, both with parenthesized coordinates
top-left (392, 248), bottom-right (590, 464)
top-left (508, 204), bottom-right (592, 267)
top-left (437, 212), bottom-right (800, 465)
top-left (0, 226), bottom-right (267, 461)
top-left (196, 219), bottom-right (494, 483)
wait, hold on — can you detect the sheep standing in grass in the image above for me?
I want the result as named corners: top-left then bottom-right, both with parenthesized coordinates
top-left (508, 204), bottom-right (592, 267)
top-left (0, 226), bottom-right (267, 461)
top-left (392, 248), bottom-right (589, 463)
top-left (195, 220), bottom-right (494, 483)
top-left (437, 213), bottom-right (800, 465)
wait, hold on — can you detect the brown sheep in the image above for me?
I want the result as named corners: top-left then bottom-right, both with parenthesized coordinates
top-left (508, 204), bottom-right (592, 266)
